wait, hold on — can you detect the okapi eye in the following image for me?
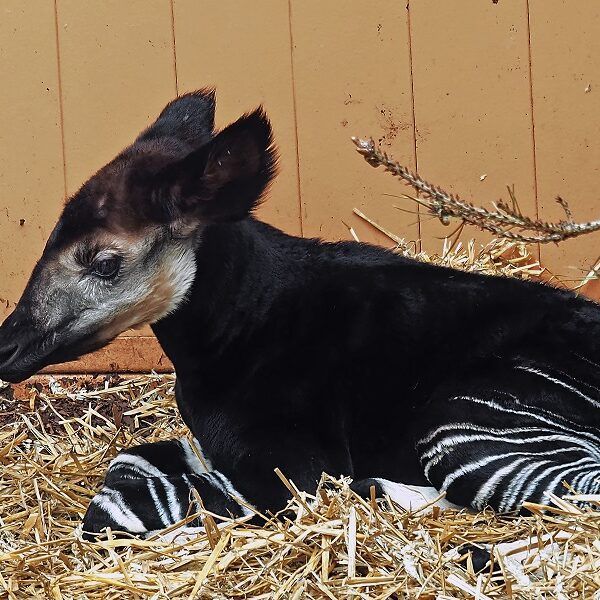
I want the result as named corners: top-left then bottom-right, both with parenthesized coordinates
top-left (90, 255), bottom-right (121, 279)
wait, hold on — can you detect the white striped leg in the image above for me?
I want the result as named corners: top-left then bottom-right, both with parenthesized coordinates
top-left (103, 437), bottom-right (211, 485)
top-left (83, 438), bottom-right (254, 539)
top-left (82, 470), bottom-right (254, 539)
top-left (419, 399), bottom-right (600, 512)
top-left (416, 361), bottom-right (600, 513)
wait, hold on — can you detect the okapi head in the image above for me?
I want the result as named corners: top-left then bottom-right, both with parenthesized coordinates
top-left (0, 90), bottom-right (277, 382)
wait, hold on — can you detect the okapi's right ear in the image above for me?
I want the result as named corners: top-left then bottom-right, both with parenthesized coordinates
top-left (136, 89), bottom-right (216, 149)
top-left (158, 108), bottom-right (278, 223)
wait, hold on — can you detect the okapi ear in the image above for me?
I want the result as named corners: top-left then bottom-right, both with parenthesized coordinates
top-left (136, 89), bottom-right (216, 149)
top-left (162, 108), bottom-right (278, 222)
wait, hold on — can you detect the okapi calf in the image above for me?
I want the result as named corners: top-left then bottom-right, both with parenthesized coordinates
top-left (1, 90), bottom-right (600, 538)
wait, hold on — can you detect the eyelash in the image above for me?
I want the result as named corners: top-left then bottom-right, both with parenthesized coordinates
top-left (90, 255), bottom-right (122, 279)
top-left (75, 246), bottom-right (100, 267)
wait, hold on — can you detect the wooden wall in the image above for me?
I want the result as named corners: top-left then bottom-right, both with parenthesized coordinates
top-left (1, 1), bottom-right (599, 372)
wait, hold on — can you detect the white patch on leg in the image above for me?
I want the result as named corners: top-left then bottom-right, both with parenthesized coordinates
top-left (107, 455), bottom-right (182, 523)
top-left (146, 478), bottom-right (171, 528)
top-left (92, 489), bottom-right (147, 533)
top-left (209, 471), bottom-right (256, 517)
top-left (150, 517), bottom-right (250, 544)
top-left (374, 479), bottom-right (463, 512)
top-left (151, 526), bottom-right (207, 544)
top-left (108, 453), bottom-right (166, 478)
top-left (179, 437), bottom-right (212, 474)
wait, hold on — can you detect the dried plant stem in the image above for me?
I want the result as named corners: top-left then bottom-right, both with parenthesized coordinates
top-left (353, 136), bottom-right (600, 244)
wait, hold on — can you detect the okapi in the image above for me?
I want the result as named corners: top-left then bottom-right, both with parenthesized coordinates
top-left (1, 89), bottom-right (599, 538)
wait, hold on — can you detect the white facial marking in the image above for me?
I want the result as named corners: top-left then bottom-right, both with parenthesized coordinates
top-left (56, 234), bottom-right (198, 342)
top-left (158, 241), bottom-right (197, 319)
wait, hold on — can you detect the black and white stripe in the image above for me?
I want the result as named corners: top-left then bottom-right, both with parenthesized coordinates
top-left (103, 437), bottom-right (211, 484)
top-left (82, 438), bottom-right (254, 539)
top-left (417, 357), bottom-right (600, 512)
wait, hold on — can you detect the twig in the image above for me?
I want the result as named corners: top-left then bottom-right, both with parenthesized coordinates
top-left (352, 137), bottom-right (600, 244)
top-left (352, 208), bottom-right (407, 247)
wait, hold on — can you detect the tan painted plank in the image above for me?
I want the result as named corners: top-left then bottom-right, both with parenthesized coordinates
top-left (173, 0), bottom-right (301, 235)
top-left (290, 1), bottom-right (417, 247)
top-left (410, 0), bottom-right (537, 256)
top-left (41, 336), bottom-right (172, 374)
top-left (528, 2), bottom-right (600, 284)
top-left (0, 2), bottom-right (65, 322)
top-left (55, 0), bottom-right (177, 342)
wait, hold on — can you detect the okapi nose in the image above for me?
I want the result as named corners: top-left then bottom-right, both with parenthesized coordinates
top-left (1, 308), bottom-right (24, 328)
top-left (0, 311), bottom-right (28, 367)
top-left (0, 340), bottom-right (19, 367)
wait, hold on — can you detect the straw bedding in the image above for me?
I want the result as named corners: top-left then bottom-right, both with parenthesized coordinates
top-left (1, 240), bottom-right (600, 599)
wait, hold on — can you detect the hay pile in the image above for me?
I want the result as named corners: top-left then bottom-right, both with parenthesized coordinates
top-left (1, 240), bottom-right (599, 599)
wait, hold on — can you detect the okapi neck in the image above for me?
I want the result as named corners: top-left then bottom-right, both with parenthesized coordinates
top-left (151, 218), bottom-right (284, 376)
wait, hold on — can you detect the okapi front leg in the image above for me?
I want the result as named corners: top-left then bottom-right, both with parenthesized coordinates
top-left (103, 437), bottom-right (211, 485)
top-left (82, 438), bottom-right (254, 539)
top-left (207, 429), bottom-right (353, 523)
top-left (82, 471), bottom-right (253, 539)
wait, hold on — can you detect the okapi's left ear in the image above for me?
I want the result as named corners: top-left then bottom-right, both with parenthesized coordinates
top-left (162, 108), bottom-right (278, 223)
top-left (137, 89), bottom-right (216, 149)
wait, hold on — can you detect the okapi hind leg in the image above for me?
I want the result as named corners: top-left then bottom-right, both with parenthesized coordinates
top-left (415, 363), bottom-right (600, 513)
top-left (349, 478), bottom-right (492, 573)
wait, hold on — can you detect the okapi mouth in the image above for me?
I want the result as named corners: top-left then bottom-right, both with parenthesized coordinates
top-left (0, 312), bottom-right (136, 383)
top-left (0, 328), bottom-right (57, 383)
top-left (0, 361), bottom-right (38, 384)
top-left (0, 349), bottom-right (39, 384)
top-left (0, 319), bottom-right (96, 383)
top-left (0, 342), bottom-right (20, 371)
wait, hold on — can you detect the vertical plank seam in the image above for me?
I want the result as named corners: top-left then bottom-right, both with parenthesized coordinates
top-left (52, 0), bottom-right (68, 200)
top-left (406, 1), bottom-right (421, 251)
top-left (525, 0), bottom-right (541, 263)
top-left (169, 0), bottom-right (179, 95)
top-left (286, 0), bottom-right (304, 237)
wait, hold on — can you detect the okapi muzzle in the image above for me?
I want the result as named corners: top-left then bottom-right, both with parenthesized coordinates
top-left (0, 304), bottom-right (44, 383)
top-left (0, 89), bottom-right (276, 382)
top-left (0, 253), bottom-right (83, 382)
